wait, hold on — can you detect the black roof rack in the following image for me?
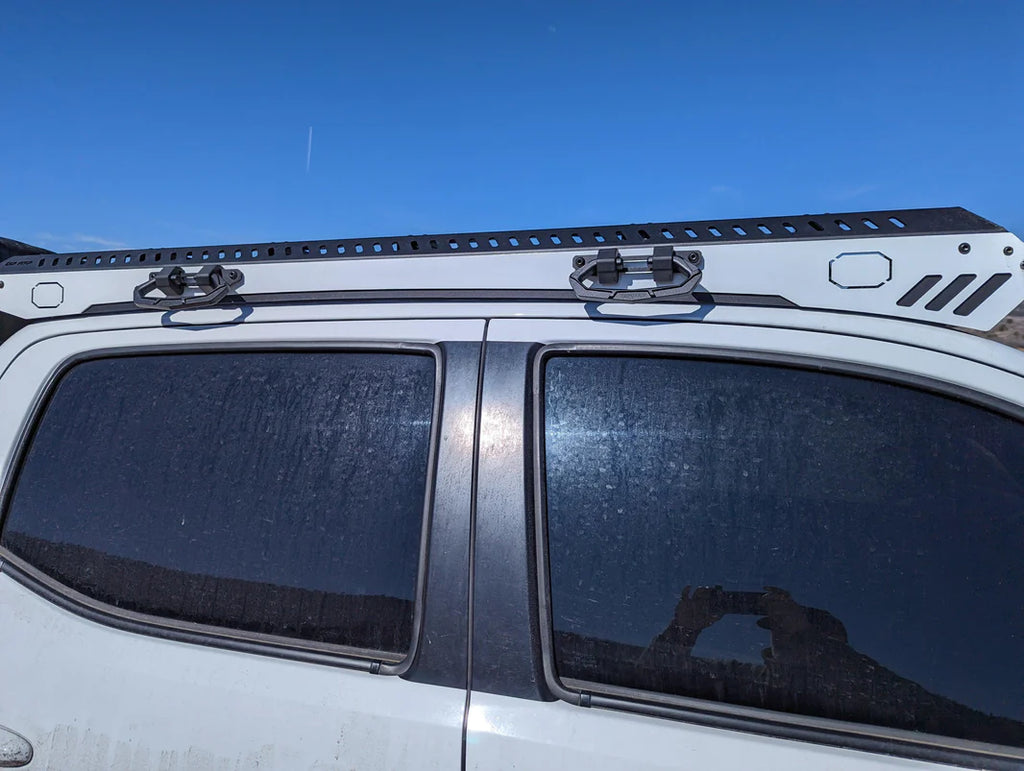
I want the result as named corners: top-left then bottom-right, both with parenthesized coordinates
top-left (0, 207), bottom-right (1002, 276)
top-left (0, 237), bottom-right (52, 264)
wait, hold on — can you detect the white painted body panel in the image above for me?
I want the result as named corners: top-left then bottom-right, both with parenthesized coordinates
top-left (0, 575), bottom-right (463, 770)
top-left (466, 692), bottom-right (938, 771)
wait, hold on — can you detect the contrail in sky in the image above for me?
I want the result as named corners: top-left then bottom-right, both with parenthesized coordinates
top-left (306, 126), bottom-right (313, 173)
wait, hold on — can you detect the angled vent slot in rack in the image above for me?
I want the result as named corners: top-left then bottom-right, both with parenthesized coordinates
top-left (953, 274), bottom-right (1013, 317)
top-left (896, 272), bottom-right (1015, 318)
top-left (925, 275), bottom-right (978, 311)
top-left (897, 275), bottom-right (943, 307)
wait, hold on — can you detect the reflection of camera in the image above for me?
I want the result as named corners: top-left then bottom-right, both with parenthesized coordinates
top-left (702, 588), bottom-right (766, 617)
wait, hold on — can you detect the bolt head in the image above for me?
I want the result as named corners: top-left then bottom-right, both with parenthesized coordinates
top-left (573, 256), bottom-right (585, 268)
top-left (1004, 246), bottom-right (1015, 256)
top-left (687, 252), bottom-right (700, 264)
top-left (958, 242), bottom-right (971, 254)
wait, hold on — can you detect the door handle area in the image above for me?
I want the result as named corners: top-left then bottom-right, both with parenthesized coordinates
top-left (0, 724), bottom-right (32, 768)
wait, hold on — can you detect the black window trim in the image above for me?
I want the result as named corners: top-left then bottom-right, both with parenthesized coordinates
top-left (532, 342), bottom-right (1024, 770)
top-left (0, 340), bottom-right (446, 676)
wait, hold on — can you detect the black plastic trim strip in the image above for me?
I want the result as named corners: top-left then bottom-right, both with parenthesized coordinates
top-left (470, 342), bottom-right (551, 701)
top-left (0, 311), bottom-right (29, 346)
top-left (460, 322), bottom-right (488, 771)
top-left (402, 342), bottom-right (479, 690)
top-left (77, 291), bottom-right (798, 321)
top-left (0, 341), bottom-right (447, 676)
top-left (531, 343), bottom-right (1024, 770)
top-left (954, 274), bottom-right (1013, 317)
top-left (0, 207), bottom-right (1002, 275)
top-left (582, 691), bottom-right (1024, 771)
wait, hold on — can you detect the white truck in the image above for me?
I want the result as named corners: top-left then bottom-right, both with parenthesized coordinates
top-left (0, 207), bottom-right (1021, 770)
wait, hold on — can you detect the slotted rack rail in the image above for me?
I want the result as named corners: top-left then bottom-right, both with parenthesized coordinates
top-left (0, 207), bottom-right (1004, 275)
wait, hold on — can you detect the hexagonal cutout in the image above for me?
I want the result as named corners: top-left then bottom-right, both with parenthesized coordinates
top-left (829, 252), bottom-right (892, 289)
top-left (31, 282), bottom-right (65, 308)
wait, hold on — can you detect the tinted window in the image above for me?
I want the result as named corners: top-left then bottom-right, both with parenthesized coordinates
top-left (2, 351), bottom-right (436, 655)
top-left (543, 354), bottom-right (1024, 747)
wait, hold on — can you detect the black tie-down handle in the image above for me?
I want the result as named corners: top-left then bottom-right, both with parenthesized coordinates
top-left (569, 246), bottom-right (702, 302)
top-left (133, 265), bottom-right (244, 311)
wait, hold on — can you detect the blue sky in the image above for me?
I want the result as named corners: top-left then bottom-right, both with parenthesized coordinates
top-left (2, 0), bottom-right (1022, 252)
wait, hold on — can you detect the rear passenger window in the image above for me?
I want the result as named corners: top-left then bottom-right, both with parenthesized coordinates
top-left (1, 351), bottom-right (436, 657)
top-left (542, 353), bottom-right (1024, 748)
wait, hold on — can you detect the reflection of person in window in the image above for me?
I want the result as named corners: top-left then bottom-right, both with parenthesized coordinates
top-left (638, 585), bottom-right (1024, 747)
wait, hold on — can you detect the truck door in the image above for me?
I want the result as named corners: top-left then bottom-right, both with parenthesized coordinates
top-left (0, 313), bottom-right (481, 770)
top-left (467, 314), bottom-right (1024, 771)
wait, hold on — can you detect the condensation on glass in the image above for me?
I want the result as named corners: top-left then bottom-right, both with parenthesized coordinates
top-left (542, 353), bottom-right (1024, 748)
top-left (1, 351), bottom-right (437, 656)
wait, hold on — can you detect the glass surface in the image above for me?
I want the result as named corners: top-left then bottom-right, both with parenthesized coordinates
top-left (2, 351), bottom-right (436, 654)
top-left (544, 354), bottom-right (1024, 746)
